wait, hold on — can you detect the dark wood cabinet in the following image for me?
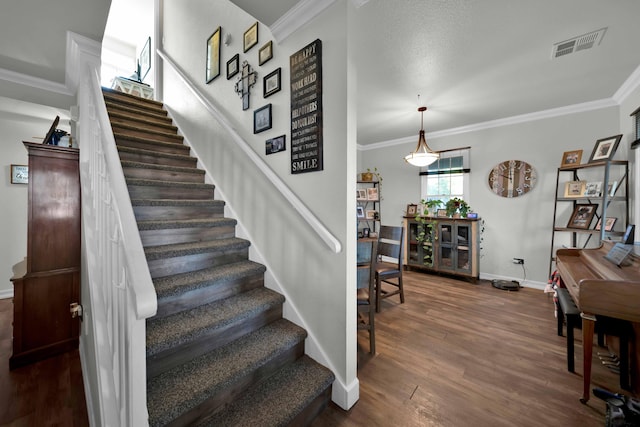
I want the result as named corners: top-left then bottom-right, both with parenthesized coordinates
top-left (10, 142), bottom-right (81, 369)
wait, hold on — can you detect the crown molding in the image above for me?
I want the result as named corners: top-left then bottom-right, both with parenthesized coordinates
top-left (270, 0), bottom-right (337, 43)
top-left (613, 63), bottom-right (640, 104)
top-left (0, 67), bottom-right (71, 96)
top-left (359, 97), bottom-right (618, 151)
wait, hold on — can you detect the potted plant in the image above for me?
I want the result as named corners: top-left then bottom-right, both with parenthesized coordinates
top-left (414, 214), bottom-right (437, 266)
top-left (360, 167), bottom-right (382, 183)
top-left (422, 199), bottom-right (443, 217)
top-left (445, 197), bottom-right (470, 218)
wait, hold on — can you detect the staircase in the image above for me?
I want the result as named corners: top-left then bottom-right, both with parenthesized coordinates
top-left (102, 88), bottom-right (335, 426)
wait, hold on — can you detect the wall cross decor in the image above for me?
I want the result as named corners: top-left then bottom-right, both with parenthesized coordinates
top-left (234, 60), bottom-right (257, 111)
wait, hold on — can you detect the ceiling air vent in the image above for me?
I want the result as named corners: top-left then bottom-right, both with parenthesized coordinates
top-left (552, 28), bottom-right (607, 59)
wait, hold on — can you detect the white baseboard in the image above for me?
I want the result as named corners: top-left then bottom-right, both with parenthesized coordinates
top-left (479, 273), bottom-right (546, 290)
top-left (0, 289), bottom-right (14, 300)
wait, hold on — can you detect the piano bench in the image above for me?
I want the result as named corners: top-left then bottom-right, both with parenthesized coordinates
top-left (555, 287), bottom-right (632, 390)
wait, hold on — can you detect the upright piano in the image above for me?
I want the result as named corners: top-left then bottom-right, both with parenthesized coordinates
top-left (556, 241), bottom-right (640, 403)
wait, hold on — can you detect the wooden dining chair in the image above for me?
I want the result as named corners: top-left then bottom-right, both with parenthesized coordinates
top-left (357, 239), bottom-right (377, 354)
top-left (375, 225), bottom-right (404, 312)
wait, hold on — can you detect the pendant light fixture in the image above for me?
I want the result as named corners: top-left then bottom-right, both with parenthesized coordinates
top-left (404, 100), bottom-right (439, 167)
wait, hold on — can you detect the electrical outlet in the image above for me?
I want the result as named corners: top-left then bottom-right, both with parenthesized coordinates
top-left (513, 258), bottom-right (524, 265)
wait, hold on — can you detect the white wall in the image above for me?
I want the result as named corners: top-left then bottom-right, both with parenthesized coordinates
top-left (360, 106), bottom-right (621, 286)
top-left (0, 98), bottom-right (71, 298)
top-left (161, 0), bottom-right (357, 408)
top-left (618, 80), bottom-right (640, 236)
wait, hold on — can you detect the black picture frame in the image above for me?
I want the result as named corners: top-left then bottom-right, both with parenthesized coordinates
top-left (226, 54), bottom-right (239, 80)
top-left (206, 27), bottom-right (221, 83)
top-left (266, 134), bottom-right (286, 155)
top-left (254, 104), bottom-right (272, 134)
top-left (139, 37), bottom-right (151, 81)
top-left (588, 134), bottom-right (622, 163)
top-left (264, 68), bottom-right (281, 98)
top-left (243, 22), bottom-right (258, 52)
top-left (258, 41), bottom-right (273, 65)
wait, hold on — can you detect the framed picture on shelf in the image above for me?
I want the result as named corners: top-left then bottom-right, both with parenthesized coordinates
top-left (357, 189), bottom-right (367, 200)
top-left (258, 41), bottom-right (273, 65)
top-left (243, 22), bottom-right (258, 52)
top-left (595, 217), bottom-right (617, 232)
top-left (139, 37), bottom-right (151, 81)
top-left (437, 209), bottom-right (448, 217)
top-left (588, 134), bottom-right (622, 162)
top-left (607, 181), bottom-right (618, 197)
top-left (583, 181), bottom-right (602, 197)
top-left (365, 210), bottom-right (377, 220)
top-left (564, 181), bottom-right (586, 197)
top-left (567, 204), bottom-right (598, 229)
top-left (561, 149), bottom-right (582, 167)
top-left (367, 187), bottom-right (378, 200)
top-left (206, 27), bottom-right (221, 83)
top-left (226, 54), bottom-right (239, 79)
top-left (356, 206), bottom-right (365, 219)
top-left (253, 104), bottom-right (272, 134)
top-left (406, 204), bottom-right (417, 216)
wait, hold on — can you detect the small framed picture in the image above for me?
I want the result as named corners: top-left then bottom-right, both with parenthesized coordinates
top-left (206, 27), bottom-right (221, 83)
top-left (365, 210), bottom-right (378, 220)
top-left (564, 181), bottom-right (586, 197)
top-left (226, 54), bottom-right (239, 80)
top-left (363, 227), bottom-right (370, 238)
top-left (258, 41), bottom-right (273, 65)
top-left (367, 187), bottom-right (378, 201)
top-left (253, 104), bottom-right (272, 134)
top-left (263, 68), bottom-right (281, 98)
top-left (356, 206), bottom-right (365, 219)
top-left (583, 182), bottom-right (602, 197)
top-left (266, 134), bottom-right (286, 155)
top-left (406, 204), bottom-right (417, 216)
top-left (357, 189), bottom-right (367, 200)
top-left (437, 209), bottom-right (448, 217)
top-left (595, 217), bottom-right (617, 232)
top-left (139, 37), bottom-right (151, 81)
top-left (588, 134), bottom-right (622, 162)
top-left (11, 164), bottom-right (28, 184)
top-left (561, 149), bottom-right (582, 167)
top-left (567, 204), bottom-right (598, 229)
top-left (243, 22), bottom-right (258, 52)
top-left (608, 181), bottom-right (618, 197)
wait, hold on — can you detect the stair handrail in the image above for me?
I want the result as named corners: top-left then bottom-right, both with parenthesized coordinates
top-left (77, 63), bottom-right (156, 425)
top-left (157, 48), bottom-right (342, 254)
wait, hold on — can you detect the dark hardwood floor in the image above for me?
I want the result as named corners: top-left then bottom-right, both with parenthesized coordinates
top-left (0, 270), bottom-right (634, 426)
top-left (0, 297), bottom-right (88, 426)
top-left (313, 270), bottom-right (634, 427)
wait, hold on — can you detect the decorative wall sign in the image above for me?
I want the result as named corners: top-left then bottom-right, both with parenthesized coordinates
top-left (234, 60), bottom-right (257, 110)
top-left (11, 164), bottom-right (28, 184)
top-left (290, 39), bottom-right (323, 174)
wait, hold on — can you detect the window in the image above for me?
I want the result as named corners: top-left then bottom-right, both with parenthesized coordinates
top-left (420, 148), bottom-right (470, 205)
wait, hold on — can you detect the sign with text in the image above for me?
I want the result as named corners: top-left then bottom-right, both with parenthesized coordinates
top-left (290, 39), bottom-right (323, 174)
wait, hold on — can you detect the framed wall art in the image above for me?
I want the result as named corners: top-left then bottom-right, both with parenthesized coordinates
top-left (206, 27), bottom-right (221, 83)
top-left (11, 164), bottom-right (28, 184)
top-left (595, 217), bottom-right (617, 232)
top-left (243, 22), bottom-right (258, 52)
top-left (567, 204), bottom-right (597, 229)
top-left (561, 149), bottom-right (582, 167)
top-left (226, 54), bottom-right (239, 80)
top-left (259, 41), bottom-right (273, 65)
top-left (266, 135), bottom-right (286, 155)
top-left (588, 134), bottom-right (622, 162)
top-left (357, 189), bottom-right (367, 200)
top-left (406, 204), bottom-right (417, 216)
top-left (367, 187), bottom-right (378, 200)
top-left (564, 180), bottom-right (586, 198)
top-left (263, 68), bottom-right (281, 98)
top-left (253, 104), bottom-right (272, 134)
top-left (139, 37), bottom-right (151, 81)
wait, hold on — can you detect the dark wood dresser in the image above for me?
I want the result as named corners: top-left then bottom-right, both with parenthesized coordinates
top-left (10, 142), bottom-right (81, 369)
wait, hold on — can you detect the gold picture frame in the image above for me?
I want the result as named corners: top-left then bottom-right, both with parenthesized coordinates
top-left (564, 181), bottom-right (586, 198)
top-left (243, 22), bottom-right (258, 52)
top-left (258, 41), bottom-right (273, 65)
top-left (560, 149), bottom-right (582, 167)
top-left (206, 27), bottom-right (221, 83)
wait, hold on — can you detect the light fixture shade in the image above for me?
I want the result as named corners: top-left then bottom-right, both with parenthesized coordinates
top-left (405, 107), bottom-right (439, 167)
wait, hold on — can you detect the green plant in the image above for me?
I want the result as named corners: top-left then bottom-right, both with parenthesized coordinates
top-left (422, 199), bottom-right (443, 216)
top-left (445, 197), bottom-right (470, 217)
top-left (414, 215), bottom-right (437, 266)
top-left (366, 167), bottom-right (383, 183)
